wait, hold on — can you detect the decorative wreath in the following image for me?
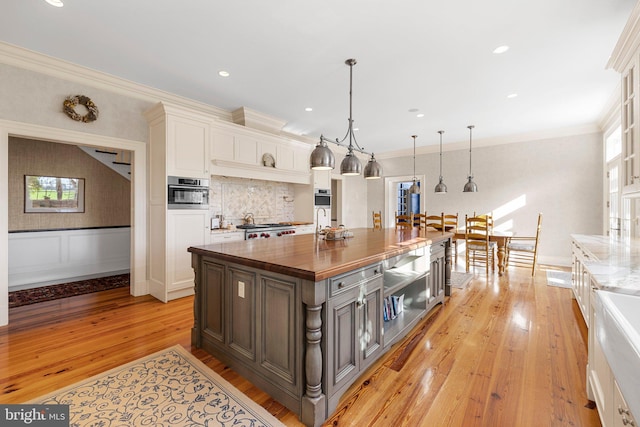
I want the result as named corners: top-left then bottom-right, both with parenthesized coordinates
top-left (63, 95), bottom-right (99, 123)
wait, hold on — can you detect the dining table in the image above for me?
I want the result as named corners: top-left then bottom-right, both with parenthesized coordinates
top-left (452, 230), bottom-right (513, 276)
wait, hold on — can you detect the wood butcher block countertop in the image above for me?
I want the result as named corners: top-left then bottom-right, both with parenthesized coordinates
top-left (189, 228), bottom-right (452, 282)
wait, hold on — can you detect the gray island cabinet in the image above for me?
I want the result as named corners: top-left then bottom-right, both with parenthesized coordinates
top-left (188, 228), bottom-right (451, 426)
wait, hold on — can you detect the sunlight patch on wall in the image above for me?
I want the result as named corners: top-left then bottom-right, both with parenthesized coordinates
top-left (492, 194), bottom-right (527, 221)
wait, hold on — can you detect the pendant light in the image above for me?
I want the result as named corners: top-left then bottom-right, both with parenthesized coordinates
top-left (310, 135), bottom-right (335, 170)
top-left (309, 59), bottom-right (383, 179)
top-left (363, 152), bottom-right (383, 179)
top-left (409, 135), bottom-right (420, 194)
top-left (434, 130), bottom-right (447, 193)
top-left (463, 125), bottom-right (478, 192)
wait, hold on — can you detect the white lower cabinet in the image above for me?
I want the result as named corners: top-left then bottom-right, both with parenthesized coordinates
top-left (210, 231), bottom-right (245, 244)
top-left (589, 288), bottom-right (615, 426)
top-left (589, 286), bottom-right (638, 427)
top-left (571, 239), bottom-right (591, 325)
top-left (614, 380), bottom-right (637, 427)
top-left (294, 225), bottom-right (315, 235)
top-left (165, 211), bottom-right (209, 299)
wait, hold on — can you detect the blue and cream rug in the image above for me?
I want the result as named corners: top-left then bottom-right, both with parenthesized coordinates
top-left (32, 345), bottom-right (285, 427)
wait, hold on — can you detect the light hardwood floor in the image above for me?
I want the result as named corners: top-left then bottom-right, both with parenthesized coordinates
top-left (0, 264), bottom-right (600, 426)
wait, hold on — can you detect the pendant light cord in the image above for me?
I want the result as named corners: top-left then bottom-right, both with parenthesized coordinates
top-left (467, 125), bottom-right (474, 177)
top-left (412, 135), bottom-right (417, 181)
top-left (438, 130), bottom-right (444, 178)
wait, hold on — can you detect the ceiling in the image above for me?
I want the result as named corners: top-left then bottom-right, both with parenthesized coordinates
top-left (0, 0), bottom-right (636, 155)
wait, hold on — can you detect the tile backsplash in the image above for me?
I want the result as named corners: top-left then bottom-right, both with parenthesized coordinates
top-left (209, 176), bottom-right (295, 225)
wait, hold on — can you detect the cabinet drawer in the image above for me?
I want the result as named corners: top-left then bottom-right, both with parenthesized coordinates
top-left (329, 263), bottom-right (382, 298)
top-left (430, 240), bottom-right (447, 256)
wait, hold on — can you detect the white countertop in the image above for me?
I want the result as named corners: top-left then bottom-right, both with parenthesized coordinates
top-left (571, 234), bottom-right (640, 295)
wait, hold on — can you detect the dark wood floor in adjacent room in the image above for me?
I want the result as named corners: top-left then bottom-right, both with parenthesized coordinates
top-left (0, 264), bottom-right (600, 426)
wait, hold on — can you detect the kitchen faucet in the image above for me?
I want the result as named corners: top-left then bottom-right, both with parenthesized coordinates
top-left (316, 208), bottom-right (327, 235)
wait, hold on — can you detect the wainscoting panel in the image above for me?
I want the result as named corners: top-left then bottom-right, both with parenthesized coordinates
top-left (8, 227), bottom-right (130, 290)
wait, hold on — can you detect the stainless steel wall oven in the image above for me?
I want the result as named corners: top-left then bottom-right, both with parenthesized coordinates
top-left (314, 188), bottom-right (331, 208)
top-left (167, 176), bottom-right (209, 209)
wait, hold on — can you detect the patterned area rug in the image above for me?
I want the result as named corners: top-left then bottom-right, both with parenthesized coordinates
top-left (450, 271), bottom-right (474, 288)
top-left (546, 270), bottom-right (572, 288)
top-left (8, 274), bottom-right (130, 308)
top-left (31, 345), bottom-right (285, 427)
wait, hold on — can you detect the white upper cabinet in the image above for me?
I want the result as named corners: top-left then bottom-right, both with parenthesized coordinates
top-left (622, 58), bottom-right (640, 193)
top-left (210, 121), bottom-right (311, 184)
top-left (145, 102), bottom-right (211, 180)
top-left (210, 126), bottom-right (235, 162)
top-left (167, 114), bottom-right (210, 178)
top-left (608, 3), bottom-right (640, 195)
top-left (313, 169), bottom-right (331, 189)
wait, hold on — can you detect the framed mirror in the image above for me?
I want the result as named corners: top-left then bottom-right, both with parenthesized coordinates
top-left (24, 175), bottom-right (85, 213)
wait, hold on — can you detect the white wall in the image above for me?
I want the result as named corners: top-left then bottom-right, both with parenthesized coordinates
top-left (369, 132), bottom-right (604, 266)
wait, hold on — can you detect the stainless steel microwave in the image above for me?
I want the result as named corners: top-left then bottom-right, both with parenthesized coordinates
top-left (314, 189), bottom-right (331, 208)
top-left (167, 176), bottom-right (209, 209)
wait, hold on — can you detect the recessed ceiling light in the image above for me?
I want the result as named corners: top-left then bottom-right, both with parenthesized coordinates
top-left (305, 107), bottom-right (313, 112)
top-left (408, 108), bottom-right (419, 113)
top-left (45, 0), bottom-right (64, 7)
top-left (493, 45), bottom-right (509, 54)
top-left (416, 113), bottom-right (425, 118)
top-left (507, 93), bottom-right (518, 99)
top-left (218, 70), bottom-right (230, 77)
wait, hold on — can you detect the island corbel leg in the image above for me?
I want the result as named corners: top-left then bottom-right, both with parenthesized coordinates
top-left (301, 282), bottom-right (326, 427)
top-left (191, 253), bottom-right (201, 347)
top-left (305, 304), bottom-right (322, 399)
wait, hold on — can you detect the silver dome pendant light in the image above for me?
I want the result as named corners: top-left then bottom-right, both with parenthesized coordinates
top-left (309, 59), bottom-right (382, 179)
top-left (434, 130), bottom-right (447, 193)
top-left (409, 135), bottom-right (420, 194)
top-left (463, 125), bottom-right (478, 192)
top-left (310, 137), bottom-right (335, 170)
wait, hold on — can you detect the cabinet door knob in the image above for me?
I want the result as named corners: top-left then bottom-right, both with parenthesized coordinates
top-left (338, 282), bottom-right (344, 288)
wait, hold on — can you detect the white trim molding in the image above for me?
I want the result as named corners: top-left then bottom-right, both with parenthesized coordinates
top-left (0, 119), bottom-right (148, 326)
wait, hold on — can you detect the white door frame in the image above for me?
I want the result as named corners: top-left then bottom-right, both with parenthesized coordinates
top-left (384, 174), bottom-right (425, 228)
top-left (0, 119), bottom-right (148, 326)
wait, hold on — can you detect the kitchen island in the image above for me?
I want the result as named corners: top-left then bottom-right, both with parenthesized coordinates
top-left (188, 228), bottom-right (452, 426)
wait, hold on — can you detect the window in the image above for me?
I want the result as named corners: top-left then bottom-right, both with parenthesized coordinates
top-left (24, 175), bottom-right (85, 213)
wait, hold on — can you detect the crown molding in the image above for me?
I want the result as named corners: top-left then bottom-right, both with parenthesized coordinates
top-left (607, 1), bottom-right (640, 72)
top-left (0, 41), bottom-right (232, 122)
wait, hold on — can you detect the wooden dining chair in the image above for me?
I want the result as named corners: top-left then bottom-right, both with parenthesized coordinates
top-left (465, 215), bottom-right (495, 275)
top-left (413, 212), bottom-right (426, 228)
top-left (443, 212), bottom-right (459, 261)
top-left (474, 212), bottom-right (494, 232)
top-left (424, 212), bottom-right (444, 232)
top-left (395, 211), bottom-right (413, 229)
top-left (506, 213), bottom-right (543, 276)
top-left (372, 211), bottom-right (383, 230)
